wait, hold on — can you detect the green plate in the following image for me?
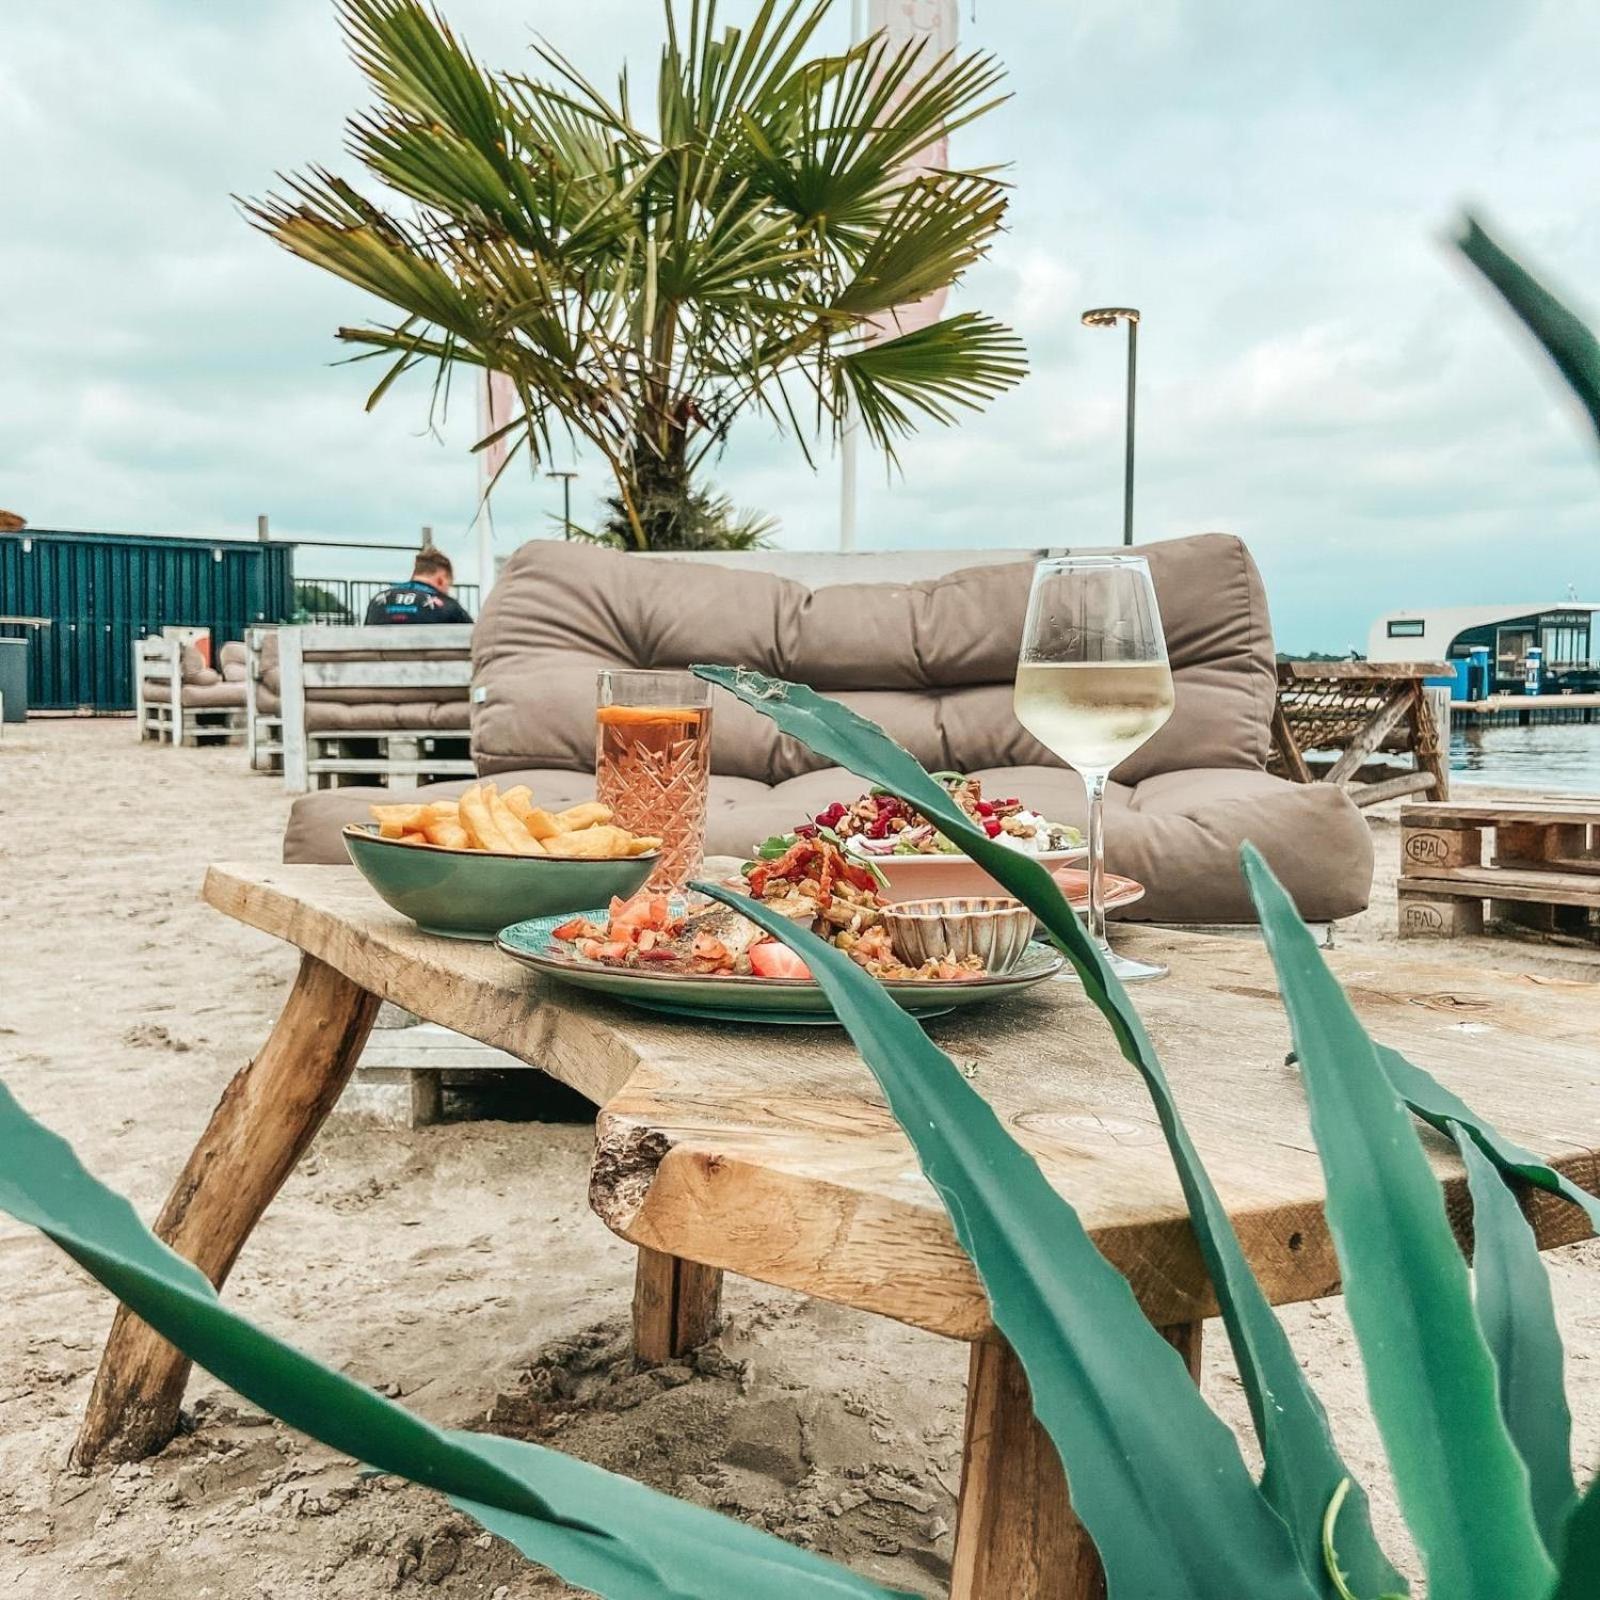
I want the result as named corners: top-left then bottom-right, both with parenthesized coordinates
top-left (496, 912), bottom-right (1066, 1025)
top-left (344, 825), bottom-right (657, 941)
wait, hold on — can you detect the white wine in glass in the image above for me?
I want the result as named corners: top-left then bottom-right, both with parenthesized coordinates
top-left (1014, 556), bottom-right (1175, 981)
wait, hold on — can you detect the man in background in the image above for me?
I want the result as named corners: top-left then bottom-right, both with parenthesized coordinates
top-left (365, 547), bottom-right (473, 625)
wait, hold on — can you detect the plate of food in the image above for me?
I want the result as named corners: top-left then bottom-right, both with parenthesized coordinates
top-left (753, 773), bottom-right (1088, 902)
top-left (496, 835), bottom-right (1065, 1024)
top-left (343, 782), bottom-right (661, 940)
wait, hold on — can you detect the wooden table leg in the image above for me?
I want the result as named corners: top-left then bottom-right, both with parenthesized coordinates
top-left (632, 1245), bottom-right (723, 1364)
top-left (950, 1323), bottom-right (1202, 1600)
top-left (72, 953), bottom-right (379, 1468)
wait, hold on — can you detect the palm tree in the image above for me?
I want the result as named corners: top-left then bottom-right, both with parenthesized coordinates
top-left (247, 0), bottom-right (1027, 550)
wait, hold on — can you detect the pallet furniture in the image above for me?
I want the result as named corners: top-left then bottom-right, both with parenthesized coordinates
top-left (1399, 798), bottom-right (1600, 942)
top-left (132, 632), bottom-right (247, 746)
top-left (274, 624), bottom-right (475, 793)
top-left (76, 862), bottom-right (1600, 1598)
top-left (242, 625), bottom-right (283, 773)
top-left (1271, 660), bottom-right (1452, 807)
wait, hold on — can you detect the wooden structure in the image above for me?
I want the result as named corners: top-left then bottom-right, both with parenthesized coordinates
top-left (1271, 660), bottom-right (1452, 807)
top-left (276, 623), bottom-right (475, 793)
top-left (131, 631), bottom-right (246, 747)
top-left (75, 863), bottom-right (1600, 1597)
top-left (1399, 798), bottom-right (1600, 942)
top-left (242, 625), bottom-right (283, 773)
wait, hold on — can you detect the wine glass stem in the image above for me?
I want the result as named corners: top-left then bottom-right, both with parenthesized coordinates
top-left (1086, 770), bottom-right (1109, 948)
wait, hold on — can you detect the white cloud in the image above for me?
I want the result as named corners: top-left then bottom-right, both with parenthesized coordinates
top-left (1, 0), bottom-right (1598, 639)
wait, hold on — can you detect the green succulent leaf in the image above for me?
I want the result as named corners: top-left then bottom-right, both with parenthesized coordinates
top-left (1454, 1125), bottom-right (1577, 1555)
top-left (691, 879), bottom-right (1319, 1599)
top-left (1550, 1473), bottom-right (1600, 1599)
top-left (1243, 847), bottom-right (1557, 1600)
top-left (1376, 1043), bottom-right (1600, 1234)
top-left (1456, 213), bottom-right (1600, 447)
top-left (0, 1080), bottom-right (904, 1600)
top-left (692, 663), bottom-right (1404, 1599)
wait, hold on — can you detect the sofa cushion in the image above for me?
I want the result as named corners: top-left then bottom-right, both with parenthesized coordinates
top-left (470, 535), bottom-right (1277, 788)
top-left (144, 679), bottom-right (246, 708)
top-left (283, 762), bottom-right (1369, 922)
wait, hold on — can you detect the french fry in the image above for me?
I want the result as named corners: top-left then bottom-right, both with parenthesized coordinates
top-left (458, 785), bottom-right (515, 853)
top-left (422, 819), bottom-right (471, 850)
top-left (626, 834), bottom-right (662, 856)
top-left (503, 787), bottom-right (564, 840)
top-left (487, 787), bottom-right (546, 856)
top-left (397, 831), bottom-right (429, 844)
top-left (544, 824), bottom-right (637, 859)
top-left (378, 819), bottom-right (408, 839)
top-left (371, 803), bottom-right (429, 830)
top-left (556, 801), bottom-right (613, 831)
top-left (422, 800), bottom-right (460, 822)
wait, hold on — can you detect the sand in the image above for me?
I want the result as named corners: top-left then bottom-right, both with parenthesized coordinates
top-left (1, 719), bottom-right (1596, 1599)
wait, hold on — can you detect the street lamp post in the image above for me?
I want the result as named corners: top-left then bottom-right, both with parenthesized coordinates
top-left (1081, 307), bottom-right (1141, 545)
top-left (546, 470), bottom-right (578, 538)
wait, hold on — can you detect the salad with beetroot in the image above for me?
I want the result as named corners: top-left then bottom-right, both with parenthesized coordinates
top-left (754, 773), bottom-right (1083, 863)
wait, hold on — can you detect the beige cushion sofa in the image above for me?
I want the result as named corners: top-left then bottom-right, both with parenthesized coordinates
top-left (284, 534), bottom-right (1372, 922)
top-left (251, 630), bottom-right (472, 735)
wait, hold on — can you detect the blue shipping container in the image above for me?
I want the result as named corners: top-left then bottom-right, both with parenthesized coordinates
top-left (0, 529), bottom-right (295, 713)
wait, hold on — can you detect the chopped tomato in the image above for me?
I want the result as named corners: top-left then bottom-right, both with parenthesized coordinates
top-left (609, 893), bottom-right (672, 935)
top-left (749, 941), bottom-right (812, 981)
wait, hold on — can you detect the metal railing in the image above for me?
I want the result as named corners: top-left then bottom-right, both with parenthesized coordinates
top-left (294, 578), bottom-right (480, 624)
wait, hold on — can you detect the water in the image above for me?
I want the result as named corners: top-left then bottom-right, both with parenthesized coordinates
top-left (1450, 722), bottom-right (1600, 793)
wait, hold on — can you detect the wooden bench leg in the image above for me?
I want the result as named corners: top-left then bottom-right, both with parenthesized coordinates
top-left (632, 1245), bottom-right (723, 1364)
top-left (950, 1324), bottom-right (1201, 1600)
top-left (72, 954), bottom-right (379, 1469)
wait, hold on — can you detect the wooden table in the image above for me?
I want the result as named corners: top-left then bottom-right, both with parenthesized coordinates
top-left (76, 864), bottom-right (1600, 1599)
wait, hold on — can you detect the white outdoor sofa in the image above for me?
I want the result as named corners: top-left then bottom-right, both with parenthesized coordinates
top-left (254, 623), bottom-right (475, 792)
top-left (133, 631), bottom-right (247, 746)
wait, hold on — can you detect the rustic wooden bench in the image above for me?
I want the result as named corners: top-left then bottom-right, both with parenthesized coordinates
top-left (132, 631), bottom-right (247, 747)
top-left (1399, 798), bottom-right (1600, 941)
top-left (75, 863), bottom-right (1600, 1598)
top-left (275, 623), bottom-right (476, 793)
top-left (1271, 660), bottom-right (1453, 806)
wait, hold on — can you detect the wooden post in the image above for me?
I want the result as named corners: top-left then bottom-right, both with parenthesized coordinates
top-left (73, 955), bottom-right (379, 1468)
top-left (1269, 699), bottom-right (1313, 785)
top-left (278, 627), bottom-right (309, 793)
top-left (632, 1246), bottom-right (723, 1364)
top-left (950, 1325), bottom-right (1202, 1600)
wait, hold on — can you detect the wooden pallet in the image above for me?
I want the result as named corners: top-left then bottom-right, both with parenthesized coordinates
top-left (306, 731), bottom-right (473, 789)
top-left (1398, 800), bottom-right (1600, 941)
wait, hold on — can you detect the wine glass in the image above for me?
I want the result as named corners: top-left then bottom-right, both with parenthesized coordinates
top-left (1014, 555), bottom-right (1175, 981)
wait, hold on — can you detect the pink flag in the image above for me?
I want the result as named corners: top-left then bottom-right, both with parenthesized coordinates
top-left (867, 0), bottom-right (959, 342)
top-left (477, 368), bottom-right (518, 493)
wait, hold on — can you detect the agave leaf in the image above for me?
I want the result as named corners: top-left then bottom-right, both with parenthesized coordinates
top-left (1549, 1473), bottom-right (1600, 1600)
top-left (1456, 214), bottom-right (1600, 447)
top-left (692, 664), bottom-right (1404, 1599)
top-left (693, 880), bottom-right (1318, 1600)
top-left (1376, 1043), bottom-right (1600, 1233)
top-left (1243, 848), bottom-right (1557, 1600)
top-left (1455, 1124), bottom-right (1577, 1554)
top-left (0, 1080), bottom-right (903, 1600)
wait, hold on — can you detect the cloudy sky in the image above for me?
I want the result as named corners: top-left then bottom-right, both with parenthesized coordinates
top-left (3, 0), bottom-right (1598, 651)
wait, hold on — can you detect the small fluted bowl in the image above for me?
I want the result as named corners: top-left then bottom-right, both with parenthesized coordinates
top-left (880, 896), bottom-right (1037, 976)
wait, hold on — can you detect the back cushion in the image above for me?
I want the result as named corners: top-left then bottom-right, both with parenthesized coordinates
top-left (471, 534), bottom-right (1277, 785)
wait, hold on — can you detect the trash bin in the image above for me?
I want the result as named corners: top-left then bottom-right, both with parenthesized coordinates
top-left (0, 637), bottom-right (28, 722)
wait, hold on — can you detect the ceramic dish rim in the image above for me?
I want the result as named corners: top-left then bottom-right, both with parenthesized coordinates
top-left (496, 919), bottom-right (1064, 993)
top-left (344, 821), bottom-right (661, 867)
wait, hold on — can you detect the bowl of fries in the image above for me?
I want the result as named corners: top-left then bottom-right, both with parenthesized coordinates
top-left (342, 782), bottom-right (661, 940)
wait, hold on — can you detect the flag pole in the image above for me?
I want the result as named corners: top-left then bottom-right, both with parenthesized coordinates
top-left (839, 0), bottom-right (865, 553)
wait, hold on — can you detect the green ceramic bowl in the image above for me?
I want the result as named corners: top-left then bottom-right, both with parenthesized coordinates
top-left (343, 824), bottom-right (658, 941)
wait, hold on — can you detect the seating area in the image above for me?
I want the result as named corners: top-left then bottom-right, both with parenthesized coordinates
top-left (133, 632), bottom-right (248, 746)
top-left (282, 533), bottom-right (1376, 925)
